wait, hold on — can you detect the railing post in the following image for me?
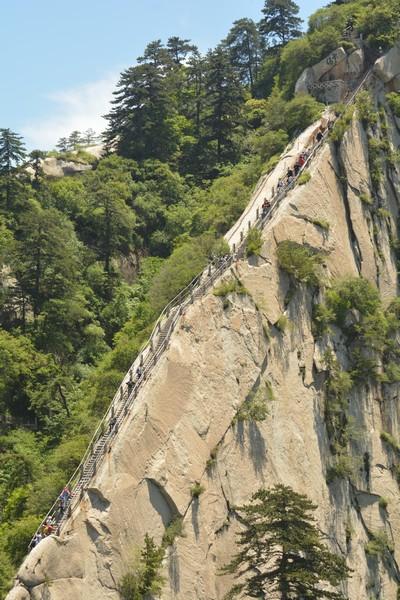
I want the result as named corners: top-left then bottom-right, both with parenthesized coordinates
top-left (248, 220), bottom-right (251, 230)
top-left (190, 291), bottom-right (194, 303)
top-left (111, 406), bottom-right (115, 419)
top-left (120, 387), bottom-right (123, 400)
top-left (256, 208), bottom-right (259, 219)
top-left (233, 243), bottom-right (236, 254)
top-left (240, 231), bottom-right (244, 242)
top-left (150, 339), bottom-right (154, 353)
top-left (208, 264), bottom-right (212, 276)
top-left (157, 321), bottom-right (161, 332)
top-left (140, 354), bottom-right (143, 366)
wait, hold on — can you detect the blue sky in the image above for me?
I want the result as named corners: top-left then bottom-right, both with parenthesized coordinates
top-left (0, 0), bottom-right (324, 149)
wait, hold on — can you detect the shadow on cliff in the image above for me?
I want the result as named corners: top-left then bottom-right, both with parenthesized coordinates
top-left (191, 498), bottom-right (200, 540)
top-left (235, 420), bottom-right (267, 477)
top-left (234, 352), bottom-right (268, 476)
top-left (168, 545), bottom-right (181, 594)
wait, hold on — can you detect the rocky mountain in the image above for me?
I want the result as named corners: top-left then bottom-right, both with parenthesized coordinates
top-left (6, 43), bottom-right (400, 600)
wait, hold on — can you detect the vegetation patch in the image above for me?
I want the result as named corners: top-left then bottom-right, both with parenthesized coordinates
top-left (190, 482), bottom-right (205, 498)
top-left (380, 431), bottom-right (400, 453)
top-left (329, 105), bottom-right (354, 143)
top-left (235, 381), bottom-right (273, 423)
top-left (245, 227), bottom-right (263, 257)
top-left (277, 240), bottom-right (324, 286)
top-left (162, 517), bottom-right (185, 547)
top-left (326, 455), bottom-right (357, 484)
top-left (275, 314), bottom-right (288, 332)
top-left (297, 171), bottom-right (311, 185)
top-left (365, 530), bottom-right (394, 557)
top-left (206, 447), bottom-right (218, 472)
top-left (378, 496), bottom-right (388, 510)
top-left (386, 92), bottom-right (400, 118)
top-left (213, 278), bottom-right (247, 298)
top-left (355, 91), bottom-right (378, 127)
top-left (359, 192), bottom-right (373, 206)
top-left (310, 217), bottom-right (330, 231)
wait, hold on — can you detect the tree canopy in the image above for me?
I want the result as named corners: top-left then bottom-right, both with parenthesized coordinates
top-left (222, 485), bottom-right (351, 599)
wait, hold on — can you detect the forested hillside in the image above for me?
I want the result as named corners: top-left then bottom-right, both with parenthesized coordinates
top-left (1, 0), bottom-right (400, 596)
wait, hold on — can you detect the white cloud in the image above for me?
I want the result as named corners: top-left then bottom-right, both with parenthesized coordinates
top-left (22, 73), bottom-right (119, 150)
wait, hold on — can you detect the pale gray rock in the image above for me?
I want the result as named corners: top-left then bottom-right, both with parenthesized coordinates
top-left (312, 47), bottom-right (347, 81)
top-left (40, 157), bottom-right (92, 177)
top-left (374, 42), bottom-right (400, 83)
top-left (5, 587), bottom-right (30, 600)
top-left (294, 67), bottom-right (315, 94)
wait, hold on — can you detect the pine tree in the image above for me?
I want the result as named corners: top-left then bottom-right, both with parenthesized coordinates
top-left (29, 150), bottom-right (45, 189)
top-left (105, 59), bottom-right (179, 162)
top-left (224, 19), bottom-right (263, 94)
top-left (83, 128), bottom-right (97, 145)
top-left (167, 36), bottom-right (196, 65)
top-left (259, 0), bottom-right (303, 47)
top-left (0, 129), bottom-right (26, 175)
top-left (0, 129), bottom-right (27, 209)
top-left (119, 534), bottom-right (165, 600)
top-left (85, 176), bottom-right (136, 275)
top-left (68, 130), bottom-right (83, 150)
top-left (56, 137), bottom-right (69, 152)
top-left (222, 485), bottom-right (351, 599)
top-left (140, 534), bottom-right (165, 596)
top-left (203, 47), bottom-right (244, 173)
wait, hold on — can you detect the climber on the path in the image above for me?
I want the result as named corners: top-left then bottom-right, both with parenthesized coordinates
top-left (109, 414), bottom-right (117, 433)
top-left (59, 486), bottom-right (71, 511)
top-left (262, 198), bottom-right (271, 217)
top-left (30, 532), bottom-right (43, 548)
top-left (42, 517), bottom-right (56, 536)
top-left (136, 366), bottom-right (143, 381)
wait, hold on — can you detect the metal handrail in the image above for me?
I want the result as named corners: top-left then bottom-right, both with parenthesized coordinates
top-left (28, 66), bottom-right (374, 549)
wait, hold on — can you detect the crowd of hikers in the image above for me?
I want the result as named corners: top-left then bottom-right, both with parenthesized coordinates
top-left (261, 122), bottom-right (330, 219)
top-left (30, 487), bottom-right (71, 548)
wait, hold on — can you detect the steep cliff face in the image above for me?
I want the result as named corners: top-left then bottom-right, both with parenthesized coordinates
top-left (7, 66), bottom-right (400, 600)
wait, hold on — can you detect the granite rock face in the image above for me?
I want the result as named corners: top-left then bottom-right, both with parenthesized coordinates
top-left (374, 42), bottom-right (400, 86)
top-left (295, 46), bottom-right (365, 102)
top-left (7, 60), bottom-right (400, 600)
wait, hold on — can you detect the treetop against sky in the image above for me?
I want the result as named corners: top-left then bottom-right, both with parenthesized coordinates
top-left (0, 0), bottom-right (322, 149)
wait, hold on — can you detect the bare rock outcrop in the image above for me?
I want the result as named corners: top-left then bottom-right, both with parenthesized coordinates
top-left (295, 46), bottom-right (365, 103)
top-left (40, 157), bottom-right (93, 177)
top-left (374, 42), bottom-right (400, 90)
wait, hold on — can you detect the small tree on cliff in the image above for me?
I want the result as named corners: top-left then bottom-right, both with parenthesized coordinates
top-left (221, 485), bottom-right (350, 599)
top-left (119, 534), bottom-right (165, 600)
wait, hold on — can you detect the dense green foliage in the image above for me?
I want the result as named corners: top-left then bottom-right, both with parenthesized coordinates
top-left (1, 0), bottom-right (400, 594)
top-left (221, 485), bottom-right (350, 599)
